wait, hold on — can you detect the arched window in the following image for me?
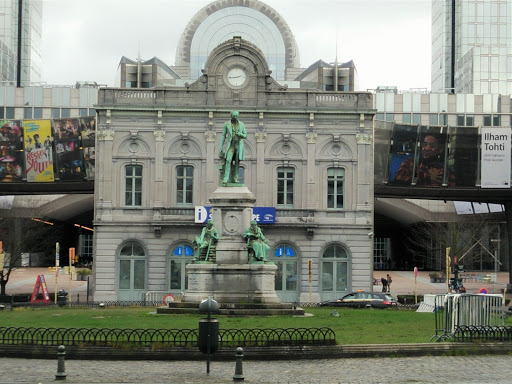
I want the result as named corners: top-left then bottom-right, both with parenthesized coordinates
top-left (169, 243), bottom-right (194, 291)
top-left (271, 244), bottom-right (298, 302)
top-left (118, 242), bottom-right (146, 301)
top-left (321, 244), bottom-right (349, 299)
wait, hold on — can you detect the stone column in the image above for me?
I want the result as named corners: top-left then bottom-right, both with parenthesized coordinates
top-left (153, 128), bottom-right (165, 208)
top-left (255, 131), bottom-right (267, 203)
top-left (305, 131), bottom-right (317, 209)
top-left (96, 126), bottom-right (114, 221)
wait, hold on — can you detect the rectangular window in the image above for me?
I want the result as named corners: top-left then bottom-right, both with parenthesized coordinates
top-left (439, 114), bottom-right (447, 125)
top-left (483, 115), bottom-right (492, 126)
top-left (176, 165), bottom-right (194, 205)
top-left (457, 115), bottom-right (465, 126)
top-left (0, 109), bottom-right (4, 119)
top-left (80, 234), bottom-right (93, 262)
top-left (6, 107), bottom-right (14, 119)
top-left (33, 107), bottom-right (42, 119)
top-left (402, 114), bottom-right (411, 124)
top-left (327, 168), bottom-right (344, 209)
top-left (52, 108), bottom-right (60, 119)
top-left (492, 115), bottom-right (501, 126)
top-left (429, 114), bottom-right (438, 125)
top-left (125, 165), bottom-right (143, 206)
top-left (466, 115), bottom-right (474, 126)
top-left (61, 108), bottom-right (71, 118)
top-left (24, 107), bottom-right (32, 119)
top-left (79, 108), bottom-right (88, 117)
top-left (277, 167), bottom-right (294, 207)
top-left (412, 114), bottom-right (421, 124)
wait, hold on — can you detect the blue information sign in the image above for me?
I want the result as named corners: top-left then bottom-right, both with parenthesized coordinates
top-left (195, 206), bottom-right (275, 224)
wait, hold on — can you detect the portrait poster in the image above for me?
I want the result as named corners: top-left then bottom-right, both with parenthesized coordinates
top-left (481, 127), bottom-right (511, 188)
top-left (79, 117), bottom-right (96, 147)
top-left (53, 119), bottom-right (84, 181)
top-left (0, 120), bottom-right (24, 182)
top-left (23, 120), bottom-right (54, 182)
top-left (413, 126), bottom-right (450, 187)
top-left (387, 124), bottom-right (419, 185)
top-left (79, 117), bottom-right (96, 180)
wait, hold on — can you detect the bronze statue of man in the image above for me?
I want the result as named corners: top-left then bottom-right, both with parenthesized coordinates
top-left (219, 111), bottom-right (247, 184)
top-left (243, 220), bottom-right (270, 262)
top-left (193, 219), bottom-right (219, 261)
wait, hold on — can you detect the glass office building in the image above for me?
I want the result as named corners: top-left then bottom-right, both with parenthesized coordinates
top-left (432, 0), bottom-right (512, 94)
top-left (0, 0), bottom-right (42, 87)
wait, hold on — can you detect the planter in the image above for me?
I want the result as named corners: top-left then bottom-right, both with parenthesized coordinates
top-left (77, 274), bottom-right (89, 281)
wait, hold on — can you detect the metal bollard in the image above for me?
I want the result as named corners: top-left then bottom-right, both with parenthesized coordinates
top-left (233, 347), bottom-right (245, 381)
top-left (55, 345), bottom-right (67, 380)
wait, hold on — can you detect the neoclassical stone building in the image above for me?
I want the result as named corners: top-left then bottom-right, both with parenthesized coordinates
top-left (93, 37), bottom-right (375, 302)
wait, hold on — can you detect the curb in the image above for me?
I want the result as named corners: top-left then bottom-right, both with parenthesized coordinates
top-left (1, 342), bottom-right (511, 361)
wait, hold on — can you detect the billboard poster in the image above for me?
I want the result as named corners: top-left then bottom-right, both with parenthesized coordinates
top-left (388, 124), bottom-right (418, 185)
top-left (481, 127), bottom-right (511, 188)
top-left (446, 126), bottom-right (479, 187)
top-left (23, 120), bottom-right (54, 182)
top-left (53, 119), bottom-right (84, 181)
top-left (392, 125), bottom-right (451, 187)
top-left (0, 120), bottom-right (24, 182)
top-left (79, 117), bottom-right (96, 180)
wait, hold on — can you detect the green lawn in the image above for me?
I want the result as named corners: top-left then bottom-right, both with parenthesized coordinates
top-left (3, 306), bottom-right (511, 345)
top-left (0, 306), bottom-right (442, 344)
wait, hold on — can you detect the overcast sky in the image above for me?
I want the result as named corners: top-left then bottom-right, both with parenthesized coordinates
top-left (41, 0), bottom-right (432, 91)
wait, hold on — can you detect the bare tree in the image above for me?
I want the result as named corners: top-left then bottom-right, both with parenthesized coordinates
top-left (0, 197), bottom-right (64, 296)
top-left (404, 214), bottom-right (501, 272)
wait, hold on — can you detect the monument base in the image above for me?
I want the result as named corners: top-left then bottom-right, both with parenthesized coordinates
top-left (182, 263), bottom-right (281, 304)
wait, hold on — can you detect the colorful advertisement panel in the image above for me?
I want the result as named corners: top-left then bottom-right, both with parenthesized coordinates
top-left (53, 119), bottom-right (84, 181)
top-left (0, 120), bottom-right (24, 182)
top-left (388, 124), bottom-right (418, 185)
top-left (23, 120), bottom-right (54, 182)
top-left (390, 125), bottom-right (452, 187)
top-left (80, 117), bottom-right (96, 180)
top-left (481, 127), bottom-right (511, 188)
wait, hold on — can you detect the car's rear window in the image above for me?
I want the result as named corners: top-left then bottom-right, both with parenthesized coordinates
top-left (383, 294), bottom-right (394, 300)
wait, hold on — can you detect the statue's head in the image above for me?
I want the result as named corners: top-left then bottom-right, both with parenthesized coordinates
top-left (231, 110), bottom-right (239, 123)
top-left (250, 220), bottom-right (257, 227)
top-left (206, 219), bottom-right (214, 228)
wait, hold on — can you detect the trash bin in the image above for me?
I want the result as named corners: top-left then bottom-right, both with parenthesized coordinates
top-left (197, 297), bottom-right (220, 355)
top-left (198, 317), bottom-right (219, 354)
top-left (57, 289), bottom-right (68, 307)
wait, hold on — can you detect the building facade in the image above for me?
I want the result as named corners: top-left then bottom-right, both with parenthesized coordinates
top-left (93, 37), bottom-right (375, 303)
top-left (431, 0), bottom-right (512, 94)
top-left (0, 0), bottom-right (42, 87)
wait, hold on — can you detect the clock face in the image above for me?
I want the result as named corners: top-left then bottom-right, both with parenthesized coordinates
top-left (227, 68), bottom-right (247, 87)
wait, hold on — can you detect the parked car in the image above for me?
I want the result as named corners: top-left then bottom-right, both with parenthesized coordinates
top-left (319, 291), bottom-right (398, 308)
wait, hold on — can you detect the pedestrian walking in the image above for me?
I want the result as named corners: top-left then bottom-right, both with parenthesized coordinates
top-left (386, 274), bottom-right (392, 292)
top-left (381, 277), bottom-right (388, 292)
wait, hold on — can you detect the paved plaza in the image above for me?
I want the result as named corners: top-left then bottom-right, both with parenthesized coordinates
top-left (1, 355), bottom-right (511, 383)
top-left (5, 267), bottom-right (510, 301)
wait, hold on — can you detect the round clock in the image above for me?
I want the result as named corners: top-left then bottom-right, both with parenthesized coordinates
top-left (227, 67), bottom-right (247, 87)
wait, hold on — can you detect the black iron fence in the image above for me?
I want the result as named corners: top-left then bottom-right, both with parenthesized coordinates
top-left (0, 327), bottom-right (336, 348)
top-left (453, 325), bottom-right (512, 342)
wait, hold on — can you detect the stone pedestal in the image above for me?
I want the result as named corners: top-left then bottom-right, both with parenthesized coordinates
top-left (182, 185), bottom-right (280, 304)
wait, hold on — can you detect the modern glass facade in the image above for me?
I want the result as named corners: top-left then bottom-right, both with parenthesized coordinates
top-left (189, 6), bottom-right (286, 80)
top-left (0, 0), bottom-right (42, 86)
top-left (432, 0), bottom-right (512, 94)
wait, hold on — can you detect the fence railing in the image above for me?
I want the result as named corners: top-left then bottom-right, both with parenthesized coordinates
top-left (453, 325), bottom-right (512, 342)
top-left (0, 327), bottom-right (336, 348)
